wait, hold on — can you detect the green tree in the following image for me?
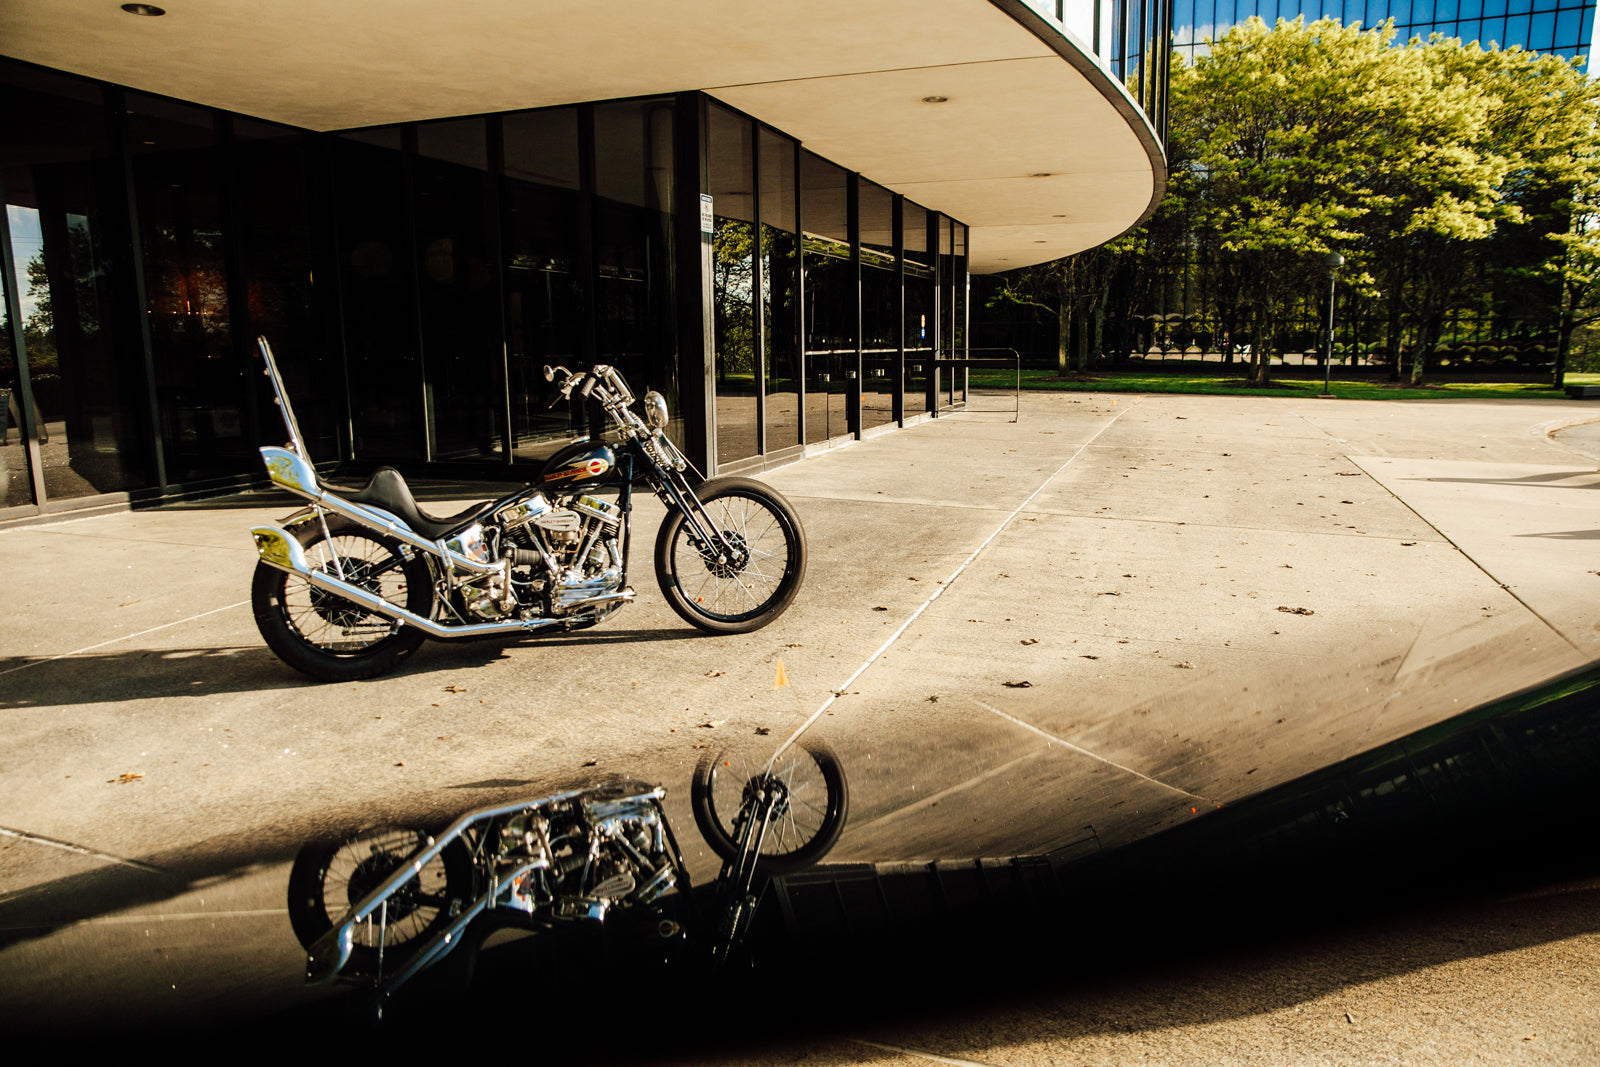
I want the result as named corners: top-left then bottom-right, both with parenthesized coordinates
top-left (988, 239), bottom-right (1131, 374)
top-left (712, 219), bottom-right (756, 382)
top-left (983, 20), bottom-right (1600, 384)
top-left (1462, 46), bottom-right (1600, 385)
top-left (1181, 19), bottom-right (1382, 384)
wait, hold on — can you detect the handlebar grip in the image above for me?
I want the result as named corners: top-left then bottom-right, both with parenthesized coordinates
top-left (578, 373), bottom-right (598, 399)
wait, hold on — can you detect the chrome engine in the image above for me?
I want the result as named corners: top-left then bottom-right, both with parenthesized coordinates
top-left (450, 491), bottom-right (625, 621)
top-left (494, 792), bottom-right (680, 925)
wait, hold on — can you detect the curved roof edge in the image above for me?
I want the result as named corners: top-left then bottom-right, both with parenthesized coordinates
top-left (988, 0), bottom-right (1170, 251)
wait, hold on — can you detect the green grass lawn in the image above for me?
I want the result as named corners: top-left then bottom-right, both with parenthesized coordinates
top-left (965, 367), bottom-right (1596, 401)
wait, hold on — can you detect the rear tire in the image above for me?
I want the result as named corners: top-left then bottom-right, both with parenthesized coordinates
top-left (253, 517), bottom-right (433, 682)
top-left (287, 826), bottom-right (472, 977)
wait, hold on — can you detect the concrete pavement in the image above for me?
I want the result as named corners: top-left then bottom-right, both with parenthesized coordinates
top-left (1, 389), bottom-right (1598, 1055)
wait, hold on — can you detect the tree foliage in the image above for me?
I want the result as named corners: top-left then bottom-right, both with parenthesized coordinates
top-left (989, 18), bottom-right (1600, 385)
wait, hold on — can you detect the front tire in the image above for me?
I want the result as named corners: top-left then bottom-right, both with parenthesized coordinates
top-left (692, 735), bottom-right (848, 875)
top-left (654, 477), bottom-right (806, 634)
top-left (287, 826), bottom-right (472, 977)
top-left (252, 517), bottom-right (433, 682)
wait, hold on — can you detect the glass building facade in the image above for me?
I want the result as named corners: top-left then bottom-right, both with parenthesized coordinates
top-left (1172, 0), bottom-right (1599, 63)
top-left (0, 60), bottom-right (973, 525)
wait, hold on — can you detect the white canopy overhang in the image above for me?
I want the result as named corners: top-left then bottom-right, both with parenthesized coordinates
top-left (0, 0), bottom-right (1165, 272)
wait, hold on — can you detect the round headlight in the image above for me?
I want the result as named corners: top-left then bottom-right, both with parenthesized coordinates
top-left (643, 390), bottom-right (669, 430)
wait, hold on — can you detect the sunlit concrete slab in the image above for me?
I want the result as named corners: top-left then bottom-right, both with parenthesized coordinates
top-left (1350, 456), bottom-right (1600, 655)
top-left (1, 390), bottom-right (1597, 1034)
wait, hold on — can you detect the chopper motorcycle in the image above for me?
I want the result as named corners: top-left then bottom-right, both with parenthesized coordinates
top-left (288, 734), bottom-right (848, 1014)
top-left (247, 338), bottom-right (806, 682)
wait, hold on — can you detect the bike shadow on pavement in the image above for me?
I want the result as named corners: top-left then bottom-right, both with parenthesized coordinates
top-left (0, 625), bottom-right (708, 709)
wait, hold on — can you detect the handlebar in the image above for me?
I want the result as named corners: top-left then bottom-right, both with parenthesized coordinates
top-left (542, 364), bottom-right (631, 407)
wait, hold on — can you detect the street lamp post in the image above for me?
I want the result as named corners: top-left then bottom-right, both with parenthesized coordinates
top-left (1321, 252), bottom-right (1344, 397)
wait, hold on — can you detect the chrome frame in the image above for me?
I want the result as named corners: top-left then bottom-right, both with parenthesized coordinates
top-left (305, 785), bottom-right (684, 1003)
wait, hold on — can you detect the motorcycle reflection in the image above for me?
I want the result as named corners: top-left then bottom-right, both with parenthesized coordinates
top-left (287, 736), bottom-right (847, 1015)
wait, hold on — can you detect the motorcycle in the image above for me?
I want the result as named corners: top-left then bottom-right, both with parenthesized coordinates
top-left (287, 735), bottom-right (848, 1013)
top-left (248, 337), bottom-right (806, 682)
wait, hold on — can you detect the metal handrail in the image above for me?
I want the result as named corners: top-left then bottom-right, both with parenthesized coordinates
top-left (933, 347), bottom-right (1021, 422)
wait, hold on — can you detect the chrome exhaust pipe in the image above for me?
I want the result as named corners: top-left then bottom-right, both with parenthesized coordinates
top-left (251, 526), bottom-right (632, 640)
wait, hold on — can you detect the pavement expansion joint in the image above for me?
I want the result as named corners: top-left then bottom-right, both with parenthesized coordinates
top-left (966, 697), bottom-right (1213, 804)
top-left (0, 824), bottom-right (171, 877)
top-left (0, 600), bottom-right (250, 679)
top-left (772, 401), bottom-right (1138, 759)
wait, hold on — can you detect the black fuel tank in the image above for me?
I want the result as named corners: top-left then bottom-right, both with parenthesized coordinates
top-left (537, 439), bottom-right (618, 492)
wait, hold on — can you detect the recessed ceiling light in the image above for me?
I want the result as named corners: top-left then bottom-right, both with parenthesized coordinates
top-left (122, 3), bottom-right (166, 14)
top-left (921, 95), bottom-right (949, 104)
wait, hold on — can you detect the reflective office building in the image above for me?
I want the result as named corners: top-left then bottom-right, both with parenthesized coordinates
top-left (1172, 0), bottom-right (1598, 62)
top-left (0, 1), bottom-right (1170, 526)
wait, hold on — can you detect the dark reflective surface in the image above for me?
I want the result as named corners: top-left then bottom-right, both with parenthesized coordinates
top-left (5, 388), bottom-right (1598, 1054)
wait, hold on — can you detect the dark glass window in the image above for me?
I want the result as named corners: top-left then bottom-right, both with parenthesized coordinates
top-left (1554, 6), bottom-right (1582, 47)
top-left (592, 99), bottom-right (680, 437)
top-left (758, 127), bottom-right (800, 453)
top-left (938, 216), bottom-right (958, 409)
top-left (1, 67), bottom-right (152, 505)
top-left (414, 118), bottom-right (501, 462)
top-left (334, 129), bottom-right (421, 459)
top-left (859, 179), bottom-right (897, 431)
top-left (952, 223), bottom-right (969, 405)
top-left (1529, 9), bottom-right (1556, 46)
top-left (503, 108), bottom-right (584, 461)
top-left (903, 200), bottom-right (932, 415)
top-left (708, 104), bottom-right (758, 466)
top-left (800, 150), bottom-right (851, 444)
top-left (232, 118), bottom-right (336, 461)
top-left (129, 94), bottom-right (249, 485)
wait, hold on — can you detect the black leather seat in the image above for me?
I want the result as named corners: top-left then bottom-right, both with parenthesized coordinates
top-left (334, 467), bottom-right (498, 541)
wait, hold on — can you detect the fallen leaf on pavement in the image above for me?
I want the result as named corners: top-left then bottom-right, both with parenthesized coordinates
top-left (443, 685), bottom-right (467, 693)
top-left (704, 669), bottom-right (725, 678)
top-left (1002, 680), bottom-right (1033, 688)
top-left (1277, 606), bottom-right (1315, 615)
top-left (697, 720), bottom-right (725, 729)
top-left (110, 772), bottom-right (144, 784)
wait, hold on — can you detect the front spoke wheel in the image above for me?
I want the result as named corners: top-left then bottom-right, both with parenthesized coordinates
top-left (655, 477), bottom-right (806, 635)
